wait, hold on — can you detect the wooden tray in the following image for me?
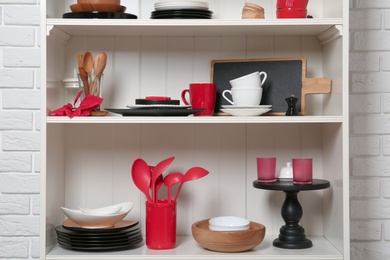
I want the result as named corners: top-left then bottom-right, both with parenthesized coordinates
top-left (211, 57), bottom-right (331, 115)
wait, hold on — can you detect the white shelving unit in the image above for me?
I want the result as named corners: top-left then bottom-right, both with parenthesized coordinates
top-left (40, 0), bottom-right (350, 259)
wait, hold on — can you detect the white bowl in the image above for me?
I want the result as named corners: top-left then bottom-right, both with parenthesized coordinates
top-left (79, 204), bottom-right (122, 215)
top-left (61, 202), bottom-right (133, 228)
top-left (209, 225), bottom-right (249, 231)
top-left (209, 216), bottom-right (250, 231)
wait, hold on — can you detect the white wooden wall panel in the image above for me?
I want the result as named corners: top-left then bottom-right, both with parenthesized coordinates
top-left (140, 37), bottom-right (168, 97)
top-left (112, 37), bottom-right (141, 107)
top-left (166, 38), bottom-right (194, 101)
top-left (64, 125), bottom-right (88, 210)
top-left (193, 37), bottom-right (220, 82)
top-left (111, 125), bottom-right (142, 221)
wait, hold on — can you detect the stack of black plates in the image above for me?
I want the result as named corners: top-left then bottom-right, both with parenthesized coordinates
top-left (151, 1), bottom-right (212, 19)
top-left (55, 219), bottom-right (143, 252)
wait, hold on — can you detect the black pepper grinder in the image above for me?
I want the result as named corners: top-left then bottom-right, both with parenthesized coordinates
top-left (285, 95), bottom-right (299, 116)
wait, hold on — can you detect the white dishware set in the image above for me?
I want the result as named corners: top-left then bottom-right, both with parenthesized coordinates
top-left (60, 201), bottom-right (133, 228)
top-left (208, 216), bottom-right (250, 231)
top-left (221, 71), bottom-right (272, 116)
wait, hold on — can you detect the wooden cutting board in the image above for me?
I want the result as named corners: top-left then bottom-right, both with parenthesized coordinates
top-left (211, 57), bottom-right (331, 115)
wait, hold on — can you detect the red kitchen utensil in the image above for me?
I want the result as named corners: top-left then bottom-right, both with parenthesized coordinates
top-left (174, 167), bottom-right (209, 201)
top-left (131, 158), bottom-right (152, 202)
top-left (163, 172), bottom-right (183, 202)
top-left (151, 157), bottom-right (175, 203)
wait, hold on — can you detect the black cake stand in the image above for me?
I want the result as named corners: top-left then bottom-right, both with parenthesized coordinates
top-left (253, 179), bottom-right (330, 249)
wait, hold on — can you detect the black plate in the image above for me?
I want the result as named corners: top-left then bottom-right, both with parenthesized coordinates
top-left (62, 219), bottom-right (139, 233)
top-left (57, 237), bottom-right (143, 252)
top-left (56, 222), bottom-right (140, 237)
top-left (135, 99), bottom-right (180, 105)
top-left (152, 9), bottom-right (213, 15)
top-left (56, 228), bottom-right (141, 241)
top-left (57, 231), bottom-right (142, 244)
top-left (151, 14), bottom-right (212, 19)
top-left (57, 232), bottom-right (142, 246)
top-left (105, 108), bottom-right (205, 116)
top-left (63, 12), bottom-right (137, 19)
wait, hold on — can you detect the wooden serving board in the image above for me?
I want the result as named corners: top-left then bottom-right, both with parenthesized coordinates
top-left (211, 57), bottom-right (331, 115)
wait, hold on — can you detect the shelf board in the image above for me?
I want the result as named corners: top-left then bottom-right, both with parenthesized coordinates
top-left (46, 18), bottom-right (343, 38)
top-left (46, 235), bottom-right (343, 260)
top-left (46, 115), bottom-right (343, 124)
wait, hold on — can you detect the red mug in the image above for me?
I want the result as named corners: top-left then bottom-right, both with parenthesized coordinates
top-left (181, 83), bottom-right (216, 116)
top-left (146, 200), bottom-right (177, 250)
top-left (276, 0), bottom-right (309, 9)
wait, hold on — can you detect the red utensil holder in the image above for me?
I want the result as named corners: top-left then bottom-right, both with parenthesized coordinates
top-left (146, 200), bottom-right (177, 250)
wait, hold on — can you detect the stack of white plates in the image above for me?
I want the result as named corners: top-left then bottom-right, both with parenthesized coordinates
top-left (221, 105), bottom-right (272, 116)
top-left (154, 1), bottom-right (209, 11)
top-left (152, 1), bottom-right (212, 19)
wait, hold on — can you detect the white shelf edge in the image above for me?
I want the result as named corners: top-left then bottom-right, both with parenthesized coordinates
top-left (45, 18), bottom-right (343, 37)
top-left (46, 18), bottom-right (343, 26)
top-left (46, 116), bottom-right (343, 124)
top-left (46, 235), bottom-right (343, 260)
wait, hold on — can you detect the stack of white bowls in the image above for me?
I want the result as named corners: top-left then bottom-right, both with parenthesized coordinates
top-left (208, 216), bottom-right (250, 231)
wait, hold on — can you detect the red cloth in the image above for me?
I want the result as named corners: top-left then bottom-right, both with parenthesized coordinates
top-left (50, 91), bottom-right (103, 118)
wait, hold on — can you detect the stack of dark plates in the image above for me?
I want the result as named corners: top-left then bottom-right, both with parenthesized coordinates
top-left (151, 1), bottom-right (212, 19)
top-left (55, 219), bottom-right (143, 252)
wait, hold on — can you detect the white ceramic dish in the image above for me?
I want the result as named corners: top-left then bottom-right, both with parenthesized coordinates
top-left (79, 204), bottom-right (122, 215)
top-left (209, 216), bottom-right (250, 231)
top-left (221, 105), bottom-right (272, 109)
top-left (61, 202), bottom-right (133, 228)
top-left (155, 1), bottom-right (209, 10)
top-left (221, 108), bottom-right (271, 116)
top-left (209, 225), bottom-right (250, 231)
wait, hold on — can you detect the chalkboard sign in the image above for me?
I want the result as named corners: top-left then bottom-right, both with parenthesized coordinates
top-left (211, 57), bottom-right (305, 114)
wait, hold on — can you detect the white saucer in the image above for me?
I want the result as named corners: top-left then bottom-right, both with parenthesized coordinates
top-left (155, 1), bottom-right (209, 10)
top-left (221, 105), bottom-right (272, 109)
top-left (221, 108), bottom-right (271, 116)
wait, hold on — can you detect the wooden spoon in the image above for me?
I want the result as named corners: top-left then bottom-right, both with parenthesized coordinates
top-left (83, 51), bottom-right (93, 92)
top-left (90, 52), bottom-right (107, 96)
top-left (77, 53), bottom-right (89, 96)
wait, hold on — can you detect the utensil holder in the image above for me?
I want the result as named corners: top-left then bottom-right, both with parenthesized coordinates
top-left (146, 200), bottom-right (177, 250)
top-left (78, 73), bottom-right (103, 110)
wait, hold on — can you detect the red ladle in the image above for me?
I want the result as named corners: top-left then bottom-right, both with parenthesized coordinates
top-left (174, 167), bottom-right (209, 201)
top-left (131, 158), bottom-right (152, 202)
top-left (150, 156), bottom-right (175, 203)
top-left (163, 172), bottom-right (183, 202)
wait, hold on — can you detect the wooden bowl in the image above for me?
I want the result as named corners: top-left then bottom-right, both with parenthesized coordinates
top-left (78, 0), bottom-right (120, 4)
top-left (191, 219), bottom-right (266, 252)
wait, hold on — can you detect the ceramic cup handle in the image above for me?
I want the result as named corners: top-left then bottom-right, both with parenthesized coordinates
top-left (222, 90), bottom-right (234, 105)
top-left (259, 71), bottom-right (267, 87)
top-left (181, 89), bottom-right (191, 105)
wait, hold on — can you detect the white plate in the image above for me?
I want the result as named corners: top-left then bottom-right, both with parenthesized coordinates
top-left (221, 108), bottom-right (271, 116)
top-left (221, 105), bottom-right (272, 109)
top-left (155, 1), bottom-right (209, 10)
top-left (126, 104), bottom-right (190, 109)
top-left (61, 202), bottom-right (133, 228)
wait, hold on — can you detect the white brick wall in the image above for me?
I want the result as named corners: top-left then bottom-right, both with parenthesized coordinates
top-left (0, 1), bottom-right (40, 259)
top-left (0, 0), bottom-right (389, 259)
top-left (350, 0), bottom-right (390, 259)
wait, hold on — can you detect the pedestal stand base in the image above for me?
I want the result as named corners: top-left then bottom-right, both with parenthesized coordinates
top-left (273, 238), bottom-right (313, 249)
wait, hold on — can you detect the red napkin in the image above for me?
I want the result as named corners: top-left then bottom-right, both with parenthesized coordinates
top-left (50, 91), bottom-right (103, 118)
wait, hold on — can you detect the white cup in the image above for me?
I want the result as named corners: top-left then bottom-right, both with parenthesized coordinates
top-left (229, 71), bottom-right (267, 89)
top-left (222, 87), bottom-right (263, 106)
